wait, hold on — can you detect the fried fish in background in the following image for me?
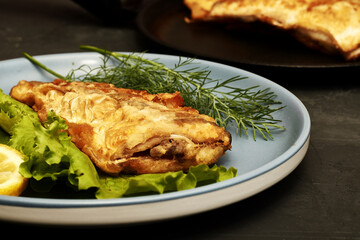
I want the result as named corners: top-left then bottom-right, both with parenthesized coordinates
top-left (10, 79), bottom-right (231, 175)
top-left (184, 0), bottom-right (360, 60)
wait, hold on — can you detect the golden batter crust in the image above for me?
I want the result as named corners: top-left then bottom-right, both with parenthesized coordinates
top-left (10, 79), bottom-right (231, 175)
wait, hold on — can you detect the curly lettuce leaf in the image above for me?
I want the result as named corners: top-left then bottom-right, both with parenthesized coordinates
top-left (0, 90), bottom-right (100, 190)
top-left (0, 127), bottom-right (9, 144)
top-left (96, 164), bottom-right (237, 199)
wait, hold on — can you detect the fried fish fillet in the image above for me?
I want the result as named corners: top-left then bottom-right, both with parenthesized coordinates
top-left (10, 79), bottom-right (231, 175)
top-left (184, 0), bottom-right (360, 60)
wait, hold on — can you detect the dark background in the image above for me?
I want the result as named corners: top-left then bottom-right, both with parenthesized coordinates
top-left (0, 0), bottom-right (359, 238)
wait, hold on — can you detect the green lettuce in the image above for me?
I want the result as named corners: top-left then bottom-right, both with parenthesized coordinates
top-left (96, 164), bottom-right (237, 199)
top-left (0, 90), bottom-right (100, 190)
top-left (0, 90), bottom-right (237, 198)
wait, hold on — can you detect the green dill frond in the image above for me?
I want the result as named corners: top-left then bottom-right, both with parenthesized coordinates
top-left (23, 46), bottom-right (285, 140)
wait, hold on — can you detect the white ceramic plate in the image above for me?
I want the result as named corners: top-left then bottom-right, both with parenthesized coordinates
top-left (0, 52), bottom-right (310, 225)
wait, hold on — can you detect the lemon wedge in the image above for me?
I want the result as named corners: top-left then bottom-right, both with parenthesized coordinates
top-left (0, 144), bottom-right (28, 196)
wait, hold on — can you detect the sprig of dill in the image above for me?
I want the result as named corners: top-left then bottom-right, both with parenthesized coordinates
top-left (22, 45), bottom-right (285, 140)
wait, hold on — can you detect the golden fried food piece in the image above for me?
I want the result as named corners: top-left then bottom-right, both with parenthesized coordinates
top-left (184, 0), bottom-right (360, 60)
top-left (10, 79), bottom-right (231, 175)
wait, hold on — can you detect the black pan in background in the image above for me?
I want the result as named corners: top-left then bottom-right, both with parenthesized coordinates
top-left (137, 0), bottom-right (360, 68)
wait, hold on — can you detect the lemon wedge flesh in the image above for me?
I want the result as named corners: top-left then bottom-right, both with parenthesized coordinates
top-left (0, 144), bottom-right (28, 196)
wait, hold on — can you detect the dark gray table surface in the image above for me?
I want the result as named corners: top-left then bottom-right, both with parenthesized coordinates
top-left (0, 0), bottom-right (359, 238)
